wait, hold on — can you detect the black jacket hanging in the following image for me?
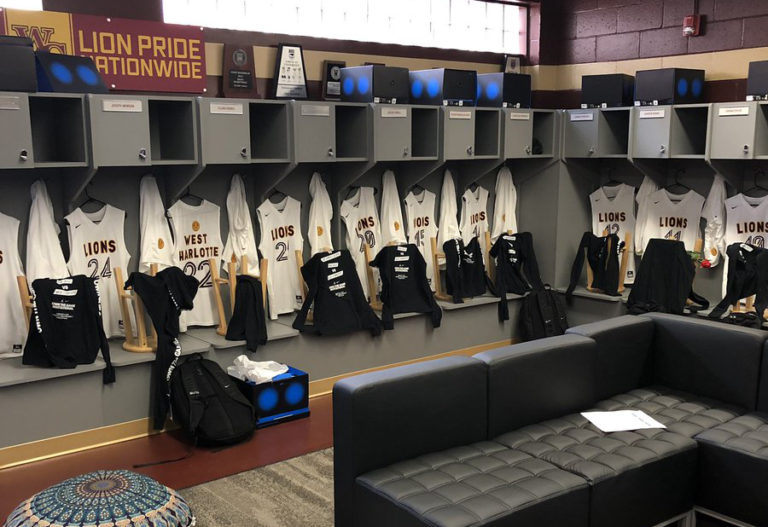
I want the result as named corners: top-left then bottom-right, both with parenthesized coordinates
top-left (370, 244), bottom-right (442, 330)
top-left (490, 232), bottom-right (544, 320)
top-left (126, 267), bottom-right (199, 430)
top-left (226, 275), bottom-right (268, 351)
top-left (709, 243), bottom-right (768, 324)
top-left (627, 238), bottom-right (707, 315)
top-left (293, 250), bottom-right (382, 336)
top-left (23, 275), bottom-right (114, 384)
top-left (566, 232), bottom-right (621, 302)
top-left (443, 237), bottom-right (488, 303)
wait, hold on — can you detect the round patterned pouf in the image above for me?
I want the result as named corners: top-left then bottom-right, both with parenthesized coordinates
top-left (4, 469), bottom-right (195, 527)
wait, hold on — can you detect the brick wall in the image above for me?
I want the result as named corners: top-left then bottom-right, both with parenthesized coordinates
top-left (548, 0), bottom-right (768, 65)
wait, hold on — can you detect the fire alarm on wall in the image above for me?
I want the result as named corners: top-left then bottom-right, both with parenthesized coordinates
top-left (683, 15), bottom-right (701, 37)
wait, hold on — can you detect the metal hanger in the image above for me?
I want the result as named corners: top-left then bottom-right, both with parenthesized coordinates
top-left (79, 184), bottom-right (107, 210)
top-left (344, 186), bottom-right (377, 200)
top-left (665, 169), bottom-right (691, 193)
top-left (601, 167), bottom-right (622, 187)
top-left (268, 187), bottom-right (287, 202)
top-left (468, 181), bottom-right (479, 192)
top-left (744, 169), bottom-right (768, 197)
top-left (181, 185), bottom-right (204, 204)
top-left (408, 183), bottom-right (425, 195)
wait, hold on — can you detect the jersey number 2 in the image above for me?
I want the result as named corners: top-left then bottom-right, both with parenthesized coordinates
top-left (183, 260), bottom-right (213, 288)
top-left (88, 258), bottom-right (112, 279)
top-left (275, 241), bottom-right (289, 262)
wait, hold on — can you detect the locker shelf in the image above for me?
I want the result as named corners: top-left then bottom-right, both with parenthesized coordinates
top-left (336, 104), bottom-right (369, 159)
top-left (532, 111), bottom-right (555, 157)
top-left (474, 108), bottom-right (500, 157)
top-left (29, 94), bottom-right (87, 165)
top-left (148, 98), bottom-right (197, 163)
top-left (670, 105), bottom-right (708, 157)
top-left (250, 102), bottom-right (290, 161)
top-left (411, 107), bottom-right (439, 158)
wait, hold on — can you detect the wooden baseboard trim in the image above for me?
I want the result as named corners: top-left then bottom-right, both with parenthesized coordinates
top-left (0, 338), bottom-right (515, 470)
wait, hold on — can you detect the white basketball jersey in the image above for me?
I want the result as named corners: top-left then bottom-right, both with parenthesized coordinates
top-left (223, 174), bottom-right (260, 276)
top-left (381, 170), bottom-right (407, 245)
top-left (460, 186), bottom-right (490, 257)
top-left (405, 189), bottom-right (438, 291)
top-left (65, 205), bottom-right (131, 338)
top-left (636, 189), bottom-right (705, 253)
top-left (257, 196), bottom-right (304, 320)
top-left (0, 213), bottom-right (26, 358)
top-left (491, 166), bottom-right (518, 241)
top-left (139, 175), bottom-right (176, 273)
top-left (307, 172), bottom-right (333, 255)
top-left (589, 183), bottom-right (637, 284)
top-left (27, 180), bottom-right (68, 283)
top-left (168, 200), bottom-right (224, 327)
top-left (724, 194), bottom-right (768, 248)
top-left (340, 187), bottom-right (382, 300)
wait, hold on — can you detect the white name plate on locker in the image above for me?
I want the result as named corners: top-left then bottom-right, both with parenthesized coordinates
top-left (210, 102), bottom-right (244, 115)
top-left (509, 112), bottom-right (531, 121)
top-left (639, 109), bottom-right (665, 119)
top-left (381, 107), bottom-right (407, 118)
top-left (570, 112), bottom-right (594, 122)
top-left (301, 105), bottom-right (331, 117)
top-left (719, 106), bottom-right (750, 117)
top-left (449, 110), bottom-right (472, 120)
top-left (0, 96), bottom-right (21, 110)
top-left (102, 99), bottom-right (143, 113)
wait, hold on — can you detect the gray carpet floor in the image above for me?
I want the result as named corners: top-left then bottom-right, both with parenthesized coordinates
top-left (180, 448), bottom-right (334, 527)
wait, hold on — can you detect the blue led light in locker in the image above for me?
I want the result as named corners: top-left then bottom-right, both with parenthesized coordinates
top-left (76, 64), bottom-right (99, 86)
top-left (692, 77), bottom-right (703, 97)
top-left (486, 81), bottom-right (500, 100)
top-left (343, 77), bottom-right (355, 96)
top-left (285, 382), bottom-right (305, 405)
top-left (50, 62), bottom-right (73, 84)
top-left (411, 79), bottom-right (424, 98)
top-left (427, 78), bottom-right (440, 98)
top-left (677, 78), bottom-right (689, 97)
top-left (357, 75), bottom-right (370, 95)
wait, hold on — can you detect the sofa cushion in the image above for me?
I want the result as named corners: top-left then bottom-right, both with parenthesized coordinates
top-left (357, 441), bottom-right (589, 527)
top-left (492, 413), bottom-right (696, 484)
top-left (474, 334), bottom-right (598, 438)
top-left (695, 414), bottom-right (768, 527)
top-left (566, 315), bottom-right (654, 400)
top-left (595, 387), bottom-right (742, 438)
top-left (643, 313), bottom-right (766, 411)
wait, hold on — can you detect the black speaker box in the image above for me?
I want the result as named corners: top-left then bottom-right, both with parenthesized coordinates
top-left (747, 60), bottom-right (768, 99)
top-left (234, 366), bottom-right (310, 428)
top-left (477, 72), bottom-right (531, 108)
top-left (581, 74), bottom-right (634, 108)
top-left (409, 68), bottom-right (476, 106)
top-left (0, 36), bottom-right (37, 92)
top-left (340, 65), bottom-right (409, 103)
top-left (634, 68), bottom-right (705, 105)
top-left (35, 52), bottom-right (108, 94)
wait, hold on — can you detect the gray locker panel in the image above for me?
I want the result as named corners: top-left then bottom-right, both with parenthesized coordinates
top-left (293, 101), bottom-right (336, 162)
top-left (709, 102), bottom-right (757, 160)
top-left (198, 98), bottom-right (251, 164)
top-left (564, 109), bottom-right (598, 158)
top-left (373, 105), bottom-right (411, 161)
top-left (88, 95), bottom-right (151, 167)
top-left (503, 109), bottom-right (534, 158)
top-left (631, 106), bottom-right (671, 159)
top-left (756, 103), bottom-right (768, 157)
top-left (0, 93), bottom-right (33, 169)
top-left (442, 107), bottom-right (475, 160)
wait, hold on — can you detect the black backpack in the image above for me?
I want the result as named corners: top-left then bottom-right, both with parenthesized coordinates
top-left (169, 354), bottom-right (255, 446)
top-left (519, 286), bottom-right (569, 341)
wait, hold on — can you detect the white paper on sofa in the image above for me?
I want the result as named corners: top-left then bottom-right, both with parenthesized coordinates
top-left (581, 410), bottom-right (667, 433)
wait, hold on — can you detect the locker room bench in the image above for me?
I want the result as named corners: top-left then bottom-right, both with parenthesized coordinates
top-left (334, 314), bottom-right (768, 527)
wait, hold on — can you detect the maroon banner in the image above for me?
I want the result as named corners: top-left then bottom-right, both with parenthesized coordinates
top-left (72, 14), bottom-right (206, 93)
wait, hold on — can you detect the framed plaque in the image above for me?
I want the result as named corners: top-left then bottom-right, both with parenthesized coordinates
top-left (322, 60), bottom-right (345, 100)
top-left (272, 43), bottom-right (308, 100)
top-left (223, 44), bottom-right (259, 98)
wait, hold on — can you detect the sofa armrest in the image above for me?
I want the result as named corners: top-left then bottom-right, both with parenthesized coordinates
top-left (474, 334), bottom-right (596, 438)
top-left (333, 356), bottom-right (487, 527)
top-left (566, 315), bottom-right (654, 400)
top-left (644, 313), bottom-right (766, 410)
